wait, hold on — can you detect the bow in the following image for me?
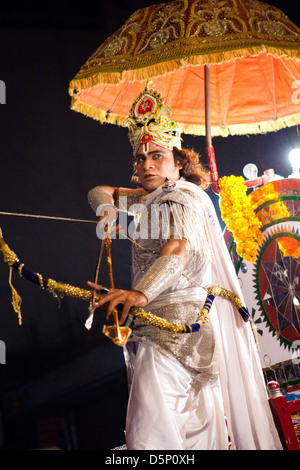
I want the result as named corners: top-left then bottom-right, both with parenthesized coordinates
top-left (0, 224), bottom-right (251, 347)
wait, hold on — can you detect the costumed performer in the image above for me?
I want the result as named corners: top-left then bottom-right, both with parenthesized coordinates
top-left (87, 87), bottom-right (282, 450)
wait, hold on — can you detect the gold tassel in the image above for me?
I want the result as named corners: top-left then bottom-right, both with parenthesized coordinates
top-left (8, 266), bottom-right (22, 325)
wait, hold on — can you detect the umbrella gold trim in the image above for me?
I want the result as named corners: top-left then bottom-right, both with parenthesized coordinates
top-left (70, 95), bottom-right (300, 137)
top-left (69, 44), bottom-right (300, 93)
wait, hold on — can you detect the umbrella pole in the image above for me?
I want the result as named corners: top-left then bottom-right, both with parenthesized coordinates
top-left (204, 65), bottom-right (219, 194)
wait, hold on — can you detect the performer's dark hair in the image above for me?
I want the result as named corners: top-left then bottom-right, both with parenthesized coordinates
top-left (173, 147), bottom-right (211, 189)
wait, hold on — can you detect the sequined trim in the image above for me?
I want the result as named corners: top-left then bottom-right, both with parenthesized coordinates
top-left (126, 301), bottom-right (219, 382)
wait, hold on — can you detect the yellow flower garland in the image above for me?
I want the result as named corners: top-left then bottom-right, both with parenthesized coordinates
top-left (249, 182), bottom-right (291, 226)
top-left (219, 176), bottom-right (299, 261)
top-left (248, 183), bottom-right (298, 258)
top-left (278, 235), bottom-right (300, 258)
top-left (218, 175), bottom-right (263, 263)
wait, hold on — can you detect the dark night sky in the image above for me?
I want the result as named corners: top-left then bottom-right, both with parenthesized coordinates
top-left (0, 0), bottom-right (299, 450)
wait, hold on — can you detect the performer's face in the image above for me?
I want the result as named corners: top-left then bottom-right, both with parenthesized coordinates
top-left (134, 142), bottom-right (182, 192)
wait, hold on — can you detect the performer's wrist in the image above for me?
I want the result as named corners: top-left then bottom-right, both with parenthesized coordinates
top-left (132, 290), bottom-right (148, 304)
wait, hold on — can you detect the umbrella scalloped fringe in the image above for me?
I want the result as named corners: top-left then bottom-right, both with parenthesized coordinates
top-left (69, 44), bottom-right (300, 94)
top-left (70, 96), bottom-right (300, 137)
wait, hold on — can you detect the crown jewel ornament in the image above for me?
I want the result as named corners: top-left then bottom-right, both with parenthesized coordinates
top-left (125, 87), bottom-right (182, 155)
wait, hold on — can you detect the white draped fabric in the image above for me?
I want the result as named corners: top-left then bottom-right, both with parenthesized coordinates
top-left (125, 180), bottom-right (282, 450)
top-left (126, 343), bottom-right (229, 450)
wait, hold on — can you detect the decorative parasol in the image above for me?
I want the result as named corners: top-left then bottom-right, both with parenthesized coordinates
top-left (69, 0), bottom-right (300, 189)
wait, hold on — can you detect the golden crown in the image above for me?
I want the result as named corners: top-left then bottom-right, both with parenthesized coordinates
top-left (124, 87), bottom-right (182, 155)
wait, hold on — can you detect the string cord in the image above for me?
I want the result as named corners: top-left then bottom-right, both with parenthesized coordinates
top-left (0, 211), bottom-right (96, 224)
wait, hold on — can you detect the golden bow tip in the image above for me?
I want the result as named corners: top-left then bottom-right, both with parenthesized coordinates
top-left (102, 325), bottom-right (132, 347)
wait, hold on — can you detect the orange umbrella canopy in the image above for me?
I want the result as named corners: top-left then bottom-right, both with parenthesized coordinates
top-left (69, 0), bottom-right (300, 137)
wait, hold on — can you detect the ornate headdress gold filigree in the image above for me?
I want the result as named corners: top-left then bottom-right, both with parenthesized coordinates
top-left (124, 87), bottom-right (182, 155)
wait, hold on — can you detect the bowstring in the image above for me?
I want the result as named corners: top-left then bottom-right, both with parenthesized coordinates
top-left (0, 210), bottom-right (205, 291)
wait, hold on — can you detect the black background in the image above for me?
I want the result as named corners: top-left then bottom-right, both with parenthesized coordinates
top-left (0, 0), bottom-right (299, 450)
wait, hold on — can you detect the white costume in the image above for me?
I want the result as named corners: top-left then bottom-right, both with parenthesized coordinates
top-left (116, 179), bottom-right (281, 450)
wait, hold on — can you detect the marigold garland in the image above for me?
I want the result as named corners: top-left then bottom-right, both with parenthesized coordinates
top-left (278, 235), bottom-right (300, 258)
top-left (249, 183), bottom-right (282, 209)
top-left (218, 175), bottom-right (263, 262)
top-left (219, 177), bottom-right (299, 261)
top-left (248, 183), bottom-right (298, 258)
top-left (249, 182), bottom-right (290, 223)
